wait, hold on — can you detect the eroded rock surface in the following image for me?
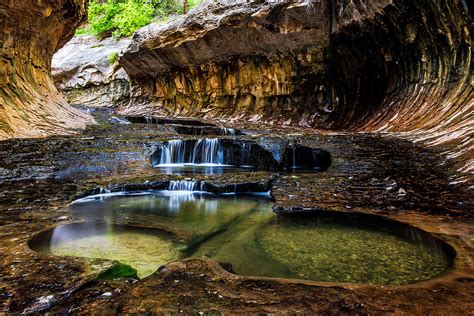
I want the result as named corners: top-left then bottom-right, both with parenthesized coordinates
top-left (119, 0), bottom-right (473, 180)
top-left (0, 0), bottom-right (94, 139)
top-left (120, 1), bottom-right (330, 122)
top-left (53, 36), bottom-right (131, 108)
top-left (0, 112), bottom-right (472, 314)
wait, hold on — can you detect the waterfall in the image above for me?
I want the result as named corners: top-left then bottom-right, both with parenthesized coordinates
top-left (160, 140), bottom-right (186, 164)
top-left (156, 138), bottom-right (225, 166)
top-left (99, 187), bottom-right (111, 194)
top-left (192, 138), bottom-right (223, 164)
top-left (241, 143), bottom-right (252, 166)
top-left (168, 180), bottom-right (200, 191)
top-left (221, 127), bottom-right (235, 136)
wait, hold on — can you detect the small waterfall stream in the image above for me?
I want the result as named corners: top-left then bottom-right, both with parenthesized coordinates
top-left (221, 127), bottom-right (235, 136)
top-left (168, 180), bottom-right (203, 191)
top-left (158, 138), bottom-right (224, 166)
top-left (192, 138), bottom-right (223, 164)
top-left (241, 143), bottom-right (252, 167)
top-left (160, 140), bottom-right (187, 164)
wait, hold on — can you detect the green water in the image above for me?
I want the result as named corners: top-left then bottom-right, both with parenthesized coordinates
top-left (31, 191), bottom-right (452, 284)
top-left (43, 231), bottom-right (180, 278)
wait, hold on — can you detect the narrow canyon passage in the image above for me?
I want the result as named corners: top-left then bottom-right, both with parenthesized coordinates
top-left (0, 0), bottom-right (472, 314)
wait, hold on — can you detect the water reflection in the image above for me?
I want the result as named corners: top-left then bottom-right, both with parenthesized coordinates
top-left (31, 192), bottom-right (454, 284)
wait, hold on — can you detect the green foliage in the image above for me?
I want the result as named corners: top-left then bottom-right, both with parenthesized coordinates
top-left (88, 0), bottom-right (155, 38)
top-left (107, 51), bottom-right (119, 64)
top-left (78, 0), bottom-right (203, 38)
top-left (75, 27), bottom-right (92, 36)
top-left (97, 262), bottom-right (138, 280)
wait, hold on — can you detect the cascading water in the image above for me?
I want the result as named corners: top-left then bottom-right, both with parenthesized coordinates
top-left (155, 138), bottom-right (227, 172)
top-left (221, 127), bottom-right (236, 136)
top-left (192, 138), bottom-right (223, 164)
top-left (241, 143), bottom-right (252, 167)
top-left (168, 180), bottom-right (203, 191)
top-left (160, 140), bottom-right (187, 165)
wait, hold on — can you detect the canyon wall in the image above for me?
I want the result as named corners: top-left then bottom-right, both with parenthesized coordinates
top-left (0, 0), bottom-right (94, 139)
top-left (120, 0), bottom-right (472, 179)
top-left (52, 36), bottom-right (131, 108)
top-left (328, 0), bottom-right (473, 179)
top-left (119, 1), bottom-right (331, 125)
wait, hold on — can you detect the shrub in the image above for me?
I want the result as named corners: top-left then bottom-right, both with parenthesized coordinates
top-left (107, 52), bottom-right (119, 64)
top-left (77, 0), bottom-right (203, 38)
top-left (88, 0), bottom-right (155, 38)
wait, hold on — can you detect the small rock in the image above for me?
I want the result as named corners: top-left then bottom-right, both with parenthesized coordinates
top-left (397, 188), bottom-right (407, 196)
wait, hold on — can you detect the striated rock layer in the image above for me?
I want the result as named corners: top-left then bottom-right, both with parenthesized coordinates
top-left (328, 0), bottom-right (473, 181)
top-left (120, 0), bottom-right (473, 180)
top-left (0, 0), bottom-right (94, 140)
top-left (120, 1), bottom-right (331, 124)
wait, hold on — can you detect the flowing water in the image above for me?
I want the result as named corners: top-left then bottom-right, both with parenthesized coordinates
top-left (158, 139), bottom-right (224, 166)
top-left (154, 138), bottom-right (256, 175)
top-left (30, 192), bottom-right (453, 284)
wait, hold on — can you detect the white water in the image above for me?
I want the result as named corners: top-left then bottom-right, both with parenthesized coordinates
top-left (241, 143), bottom-right (252, 167)
top-left (168, 180), bottom-right (204, 191)
top-left (221, 127), bottom-right (236, 136)
top-left (157, 138), bottom-right (226, 166)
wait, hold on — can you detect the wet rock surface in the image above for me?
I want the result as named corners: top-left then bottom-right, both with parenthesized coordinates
top-left (0, 109), bottom-right (472, 313)
top-left (52, 36), bottom-right (131, 108)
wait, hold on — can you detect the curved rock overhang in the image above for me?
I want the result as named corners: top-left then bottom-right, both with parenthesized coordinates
top-left (328, 0), bottom-right (473, 181)
top-left (119, 0), bottom-right (472, 181)
top-left (0, 0), bottom-right (94, 139)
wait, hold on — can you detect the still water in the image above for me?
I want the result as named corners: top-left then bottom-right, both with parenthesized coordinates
top-left (30, 191), bottom-right (453, 284)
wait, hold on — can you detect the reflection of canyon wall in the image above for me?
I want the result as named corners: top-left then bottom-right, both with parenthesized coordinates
top-left (120, 0), bottom-right (472, 179)
top-left (0, 0), bottom-right (94, 140)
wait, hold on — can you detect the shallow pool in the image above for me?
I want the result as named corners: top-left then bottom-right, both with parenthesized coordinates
top-left (30, 191), bottom-right (453, 284)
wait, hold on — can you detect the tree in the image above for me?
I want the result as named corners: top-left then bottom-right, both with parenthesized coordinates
top-left (183, 0), bottom-right (188, 14)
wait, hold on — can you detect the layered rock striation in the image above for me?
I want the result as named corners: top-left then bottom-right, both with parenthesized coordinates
top-left (119, 1), bottom-right (331, 124)
top-left (120, 0), bottom-right (473, 180)
top-left (328, 0), bottom-right (473, 180)
top-left (0, 0), bottom-right (94, 139)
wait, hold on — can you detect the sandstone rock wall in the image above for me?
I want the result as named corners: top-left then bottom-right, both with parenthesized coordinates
top-left (120, 0), bottom-right (472, 179)
top-left (328, 0), bottom-right (473, 179)
top-left (0, 0), bottom-right (94, 139)
top-left (52, 36), bottom-right (131, 108)
top-left (119, 1), bottom-right (331, 125)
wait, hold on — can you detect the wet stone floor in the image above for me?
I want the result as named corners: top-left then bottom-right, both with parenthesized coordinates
top-left (0, 110), bottom-right (473, 314)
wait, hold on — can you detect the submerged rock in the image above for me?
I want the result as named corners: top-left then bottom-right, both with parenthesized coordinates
top-left (52, 36), bottom-right (131, 108)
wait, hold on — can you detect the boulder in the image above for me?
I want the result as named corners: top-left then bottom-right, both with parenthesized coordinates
top-left (52, 35), bottom-right (131, 108)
